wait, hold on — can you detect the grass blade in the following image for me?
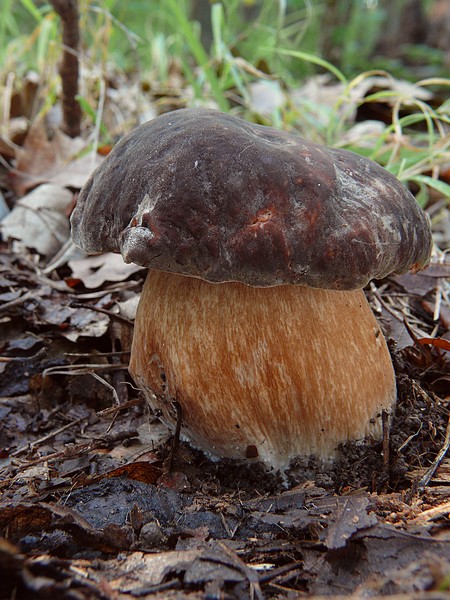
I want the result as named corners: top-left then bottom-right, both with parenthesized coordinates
top-left (165, 0), bottom-right (229, 111)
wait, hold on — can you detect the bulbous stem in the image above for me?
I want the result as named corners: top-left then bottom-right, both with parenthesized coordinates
top-left (130, 270), bottom-right (396, 471)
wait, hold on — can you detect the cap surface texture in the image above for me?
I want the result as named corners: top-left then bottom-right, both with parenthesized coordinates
top-left (71, 108), bottom-right (432, 289)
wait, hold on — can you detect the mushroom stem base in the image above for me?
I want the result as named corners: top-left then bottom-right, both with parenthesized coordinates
top-left (130, 270), bottom-right (396, 471)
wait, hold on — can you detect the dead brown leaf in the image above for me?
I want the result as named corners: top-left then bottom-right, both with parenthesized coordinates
top-left (418, 337), bottom-right (450, 351)
top-left (12, 121), bottom-right (102, 195)
top-left (325, 495), bottom-right (378, 550)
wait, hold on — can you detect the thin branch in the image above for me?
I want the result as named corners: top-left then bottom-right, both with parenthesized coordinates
top-left (49, 0), bottom-right (82, 137)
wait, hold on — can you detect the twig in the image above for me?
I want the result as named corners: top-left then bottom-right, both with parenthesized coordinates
top-left (219, 511), bottom-right (239, 539)
top-left (0, 290), bottom-right (36, 315)
top-left (3, 429), bottom-right (139, 472)
top-left (10, 415), bottom-right (88, 458)
top-left (216, 542), bottom-right (264, 600)
top-left (380, 409), bottom-right (390, 491)
top-left (409, 501), bottom-right (450, 525)
top-left (43, 363), bottom-right (128, 377)
top-left (97, 397), bottom-right (143, 417)
top-left (49, 0), bottom-right (82, 137)
top-left (65, 351), bottom-right (130, 358)
top-left (69, 301), bottom-right (134, 325)
top-left (11, 256), bottom-right (72, 292)
top-left (371, 286), bottom-right (405, 322)
top-left (90, 372), bottom-right (121, 407)
top-left (398, 422), bottom-right (423, 452)
top-left (110, 324), bottom-right (130, 407)
top-left (258, 562), bottom-right (300, 584)
top-left (0, 348), bottom-right (47, 363)
top-left (74, 280), bottom-right (142, 300)
top-left (413, 412), bottom-right (450, 495)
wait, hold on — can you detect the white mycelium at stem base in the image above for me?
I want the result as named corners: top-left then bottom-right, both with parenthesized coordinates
top-left (129, 269), bottom-right (396, 471)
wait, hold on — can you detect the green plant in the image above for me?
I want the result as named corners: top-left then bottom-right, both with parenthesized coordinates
top-left (0, 0), bottom-right (449, 208)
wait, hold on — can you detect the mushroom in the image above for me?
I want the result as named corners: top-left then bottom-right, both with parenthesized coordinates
top-left (71, 108), bottom-right (432, 471)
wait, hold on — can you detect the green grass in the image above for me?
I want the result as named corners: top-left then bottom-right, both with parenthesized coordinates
top-left (0, 0), bottom-right (449, 206)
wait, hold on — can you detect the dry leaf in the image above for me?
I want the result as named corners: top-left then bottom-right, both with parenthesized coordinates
top-left (418, 337), bottom-right (450, 351)
top-left (340, 120), bottom-right (386, 148)
top-left (68, 253), bottom-right (144, 289)
top-left (116, 295), bottom-right (140, 321)
top-left (0, 184), bottom-right (73, 256)
top-left (0, 136), bottom-right (18, 159)
top-left (0, 192), bottom-right (8, 220)
top-left (12, 121), bottom-right (102, 195)
top-left (249, 80), bottom-right (285, 116)
top-left (325, 496), bottom-right (378, 550)
top-left (292, 74), bottom-right (433, 129)
top-left (103, 461), bottom-right (162, 484)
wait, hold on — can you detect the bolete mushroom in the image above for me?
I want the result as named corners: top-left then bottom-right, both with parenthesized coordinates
top-left (71, 108), bottom-right (432, 471)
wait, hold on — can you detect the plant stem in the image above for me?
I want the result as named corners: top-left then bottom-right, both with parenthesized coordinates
top-left (49, 0), bottom-right (82, 137)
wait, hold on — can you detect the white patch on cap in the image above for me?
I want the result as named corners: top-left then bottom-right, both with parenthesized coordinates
top-left (128, 193), bottom-right (161, 228)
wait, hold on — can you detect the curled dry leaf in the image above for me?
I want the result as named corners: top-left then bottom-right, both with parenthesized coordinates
top-left (394, 262), bottom-right (450, 296)
top-left (418, 337), bottom-right (450, 351)
top-left (116, 295), bottom-right (140, 321)
top-left (12, 121), bottom-right (103, 195)
top-left (61, 305), bottom-right (110, 342)
top-left (0, 184), bottom-right (73, 257)
top-left (292, 74), bottom-right (433, 131)
top-left (68, 252), bottom-right (144, 289)
top-left (37, 289), bottom-right (111, 341)
top-left (340, 120), bottom-right (387, 148)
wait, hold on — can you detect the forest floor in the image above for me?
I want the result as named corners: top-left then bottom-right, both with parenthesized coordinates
top-left (0, 77), bottom-right (449, 599)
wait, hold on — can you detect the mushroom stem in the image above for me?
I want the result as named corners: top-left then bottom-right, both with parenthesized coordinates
top-left (130, 270), bottom-right (396, 471)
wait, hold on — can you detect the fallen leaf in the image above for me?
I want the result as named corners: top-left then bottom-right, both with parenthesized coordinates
top-left (340, 120), bottom-right (386, 148)
top-left (110, 549), bottom-right (202, 589)
top-left (68, 253), bottom-right (144, 289)
top-left (64, 478), bottom-right (185, 531)
top-left (354, 553), bottom-right (450, 596)
top-left (103, 461), bottom-right (162, 485)
top-left (48, 153), bottom-right (104, 189)
top-left (0, 136), bottom-right (18, 160)
top-left (292, 74), bottom-right (433, 130)
top-left (0, 118), bottom-right (28, 160)
top-left (25, 285), bottom-right (110, 341)
top-left (158, 471), bottom-right (191, 491)
top-left (313, 522), bottom-right (450, 596)
top-left (249, 80), bottom-right (285, 116)
top-left (379, 306), bottom-right (416, 350)
top-left (5, 333), bottom-right (44, 352)
top-left (0, 502), bottom-right (132, 553)
top-left (184, 552), bottom-right (246, 585)
top-left (418, 337), bottom-right (450, 351)
top-left (116, 295), bottom-right (140, 321)
top-left (0, 192), bottom-right (8, 220)
top-left (325, 496), bottom-right (378, 550)
top-left (394, 263), bottom-right (450, 296)
top-left (0, 184), bottom-right (73, 257)
top-left (12, 121), bottom-right (102, 195)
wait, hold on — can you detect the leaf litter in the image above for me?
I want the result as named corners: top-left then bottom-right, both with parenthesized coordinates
top-left (0, 75), bottom-right (449, 599)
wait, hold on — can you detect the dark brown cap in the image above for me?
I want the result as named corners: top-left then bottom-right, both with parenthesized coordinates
top-left (71, 108), bottom-right (432, 290)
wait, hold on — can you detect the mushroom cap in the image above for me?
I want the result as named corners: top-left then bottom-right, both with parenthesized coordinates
top-left (71, 108), bottom-right (432, 290)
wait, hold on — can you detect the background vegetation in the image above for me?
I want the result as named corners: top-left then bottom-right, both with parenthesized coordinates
top-left (1, 0), bottom-right (449, 207)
